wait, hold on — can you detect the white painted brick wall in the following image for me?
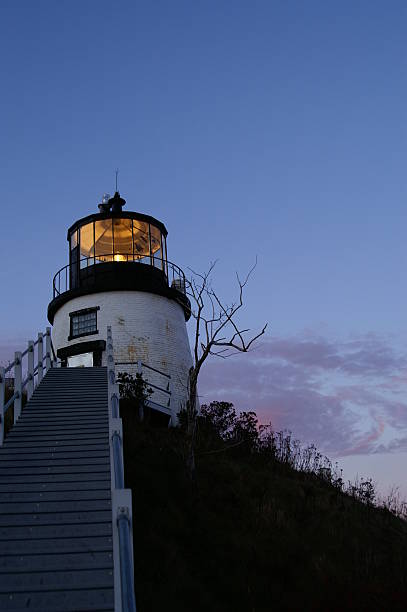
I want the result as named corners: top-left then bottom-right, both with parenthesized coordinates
top-left (52, 291), bottom-right (193, 421)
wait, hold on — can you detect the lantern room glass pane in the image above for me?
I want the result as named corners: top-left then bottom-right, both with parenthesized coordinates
top-left (113, 218), bottom-right (133, 262)
top-left (79, 222), bottom-right (94, 267)
top-left (150, 224), bottom-right (163, 269)
top-left (95, 219), bottom-right (113, 262)
top-left (133, 219), bottom-right (150, 261)
top-left (70, 230), bottom-right (78, 250)
top-left (72, 216), bottom-right (168, 271)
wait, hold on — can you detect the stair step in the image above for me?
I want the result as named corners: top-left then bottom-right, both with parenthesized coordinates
top-left (0, 473), bottom-right (110, 484)
top-left (0, 457), bottom-right (109, 467)
top-left (0, 465), bottom-right (110, 475)
top-left (0, 567), bottom-right (114, 591)
top-left (0, 588), bottom-right (114, 611)
top-left (0, 481), bottom-right (110, 492)
top-left (5, 433), bottom-right (108, 443)
top-left (0, 490), bottom-right (110, 502)
top-left (0, 447), bottom-right (109, 457)
top-left (0, 535), bottom-right (112, 555)
top-left (0, 509), bottom-right (112, 527)
top-left (0, 521), bottom-right (112, 539)
top-left (2, 442), bottom-right (109, 452)
top-left (0, 499), bottom-right (112, 514)
top-left (0, 550), bottom-right (113, 573)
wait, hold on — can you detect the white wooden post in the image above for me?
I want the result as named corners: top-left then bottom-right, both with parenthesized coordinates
top-left (107, 326), bottom-right (116, 407)
top-left (0, 367), bottom-right (5, 445)
top-left (14, 351), bottom-right (22, 423)
top-left (27, 341), bottom-right (34, 400)
top-left (45, 327), bottom-right (51, 372)
top-left (37, 332), bottom-right (43, 383)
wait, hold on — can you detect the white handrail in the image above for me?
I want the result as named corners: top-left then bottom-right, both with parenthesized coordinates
top-left (107, 326), bottom-right (137, 612)
top-left (115, 359), bottom-right (172, 414)
top-left (0, 327), bottom-right (59, 445)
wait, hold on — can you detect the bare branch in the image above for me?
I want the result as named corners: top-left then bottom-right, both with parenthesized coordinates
top-left (187, 259), bottom-right (267, 383)
top-left (181, 257), bottom-right (267, 480)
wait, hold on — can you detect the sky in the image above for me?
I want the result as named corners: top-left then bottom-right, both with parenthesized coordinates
top-left (0, 1), bottom-right (406, 497)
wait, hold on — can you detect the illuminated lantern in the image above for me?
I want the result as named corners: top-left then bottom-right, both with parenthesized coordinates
top-left (48, 192), bottom-right (192, 424)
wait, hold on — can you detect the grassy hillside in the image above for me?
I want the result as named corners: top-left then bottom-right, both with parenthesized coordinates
top-left (121, 401), bottom-right (407, 611)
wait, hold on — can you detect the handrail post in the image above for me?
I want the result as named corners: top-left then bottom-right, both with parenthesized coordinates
top-left (117, 507), bottom-right (136, 612)
top-left (37, 333), bottom-right (43, 383)
top-left (0, 367), bottom-right (5, 445)
top-left (107, 326), bottom-right (116, 400)
top-left (45, 327), bottom-right (51, 372)
top-left (111, 384), bottom-right (120, 419)
top-left (14, 351), bottom-right (22, 423)
top-left (27, 341), bottom-right (34, 400)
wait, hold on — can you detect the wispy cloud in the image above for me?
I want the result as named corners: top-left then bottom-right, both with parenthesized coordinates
top-left (198, 332), bottom-right (407, 456)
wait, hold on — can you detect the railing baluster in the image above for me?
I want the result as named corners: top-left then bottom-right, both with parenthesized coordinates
top-left (51, 255), bottom-right (188, 298)
top-left (112, 432), bottom-right (125, 489)
top-left (14, 352), bottom-right (22, 423)
top-left (37, 333), bottom-right (43, 383)
top-left (0, 366), bottom-right (5, 445)
top-left (118, 510), bottom-right (136, 612)
top-left (27, 341), bottom-right (34, 400)
top-left (45, 327), bottom-right (52, 372)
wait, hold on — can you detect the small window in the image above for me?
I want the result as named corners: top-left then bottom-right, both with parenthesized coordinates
top-left (69, 307), bottom-right (99, 340)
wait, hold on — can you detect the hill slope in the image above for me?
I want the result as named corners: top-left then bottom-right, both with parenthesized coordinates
top-left (121, 402), bottom-right (407, 611)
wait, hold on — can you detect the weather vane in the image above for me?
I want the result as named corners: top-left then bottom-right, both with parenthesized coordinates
top-left (115, 168), bottom-right (119, 192)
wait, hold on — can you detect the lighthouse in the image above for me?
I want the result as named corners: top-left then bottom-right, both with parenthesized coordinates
top-left (47, 191), bottom-right (193, 424)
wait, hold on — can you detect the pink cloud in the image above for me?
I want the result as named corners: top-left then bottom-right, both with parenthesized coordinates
top-left (198, 332), bottom-right (407, 456)
top-left (342, 417), bottom-right (386, 455)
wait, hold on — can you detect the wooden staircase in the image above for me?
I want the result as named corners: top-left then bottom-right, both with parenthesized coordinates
top-left (0, 367), bottom-right (115, 611)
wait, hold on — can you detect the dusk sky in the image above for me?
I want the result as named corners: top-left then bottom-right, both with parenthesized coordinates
top-left (0, 2), bottom-right (406, 497)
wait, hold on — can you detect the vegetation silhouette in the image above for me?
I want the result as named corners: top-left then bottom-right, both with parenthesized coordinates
top-left (121, 398), bottom-right (407, 611)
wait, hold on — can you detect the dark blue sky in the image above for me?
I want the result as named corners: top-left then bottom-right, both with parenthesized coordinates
top-left (1, 1), bottom-right (406, 492)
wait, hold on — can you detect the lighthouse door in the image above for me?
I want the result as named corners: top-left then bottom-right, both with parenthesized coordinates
top-left (67, 352), bottom-right (93, 367)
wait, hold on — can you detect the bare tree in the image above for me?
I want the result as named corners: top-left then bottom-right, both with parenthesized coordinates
top-left (182, 260), bottom-right (267, 478)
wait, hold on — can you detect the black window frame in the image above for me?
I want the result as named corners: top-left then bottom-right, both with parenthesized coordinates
top-left (68, 306), bottom-right (100, 341)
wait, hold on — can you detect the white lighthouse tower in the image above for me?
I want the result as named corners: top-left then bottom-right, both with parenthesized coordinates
top-left (48, 191), bottom-right (193, 424)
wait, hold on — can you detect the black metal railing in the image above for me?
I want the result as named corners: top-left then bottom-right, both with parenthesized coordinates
top-left (52, 254), bottom-right (187, 299)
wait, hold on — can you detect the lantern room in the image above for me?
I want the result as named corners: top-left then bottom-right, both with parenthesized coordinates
top-left (48, 192), bottom-right (190, 324)
top-left (68, 208), bottom-right (168, 273)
